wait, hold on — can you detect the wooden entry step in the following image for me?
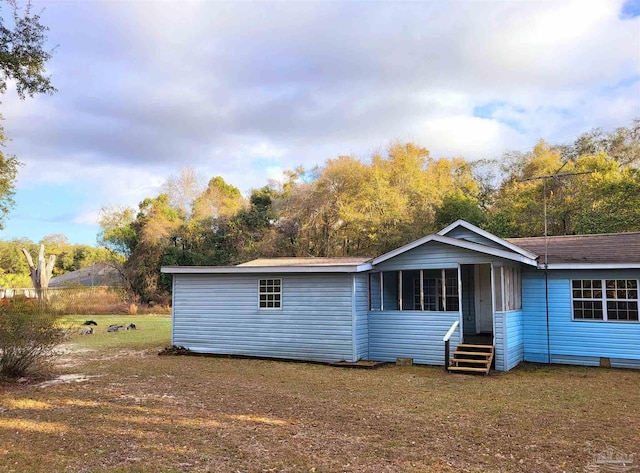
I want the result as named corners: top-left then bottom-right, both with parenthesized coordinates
top-left (448, 343), bottom-right (494, 375)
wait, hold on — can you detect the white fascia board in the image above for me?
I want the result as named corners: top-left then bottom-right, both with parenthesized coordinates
top-left (371, 234), bottom-right (439, 265)
top-left (371, 234), bottom-right (538, 267)
top-left (436, 219), bottom-right (469, 235)
top-left (161, 263), bottom-right (373, 274)
top-left (437, 219), bottom-right (538, 260)
top-left (542, 263), bottom-right (640, 270)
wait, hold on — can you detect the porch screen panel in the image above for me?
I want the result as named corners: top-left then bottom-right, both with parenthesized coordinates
top-left (502, 267), bottom-right (521, 311)
top-left (369, 273), bottom-right (381, 311)
top-left (402, 270), bottom-right (421, 310)
top-left (382, 271), bottom-right (399, 310)
top-left (422, 269), bottom-right (442, 311)
top-left (444, 269), bottom-right (459, 311)
top-left (494, 267), bottom-right (503, 312)
top-left (370, 268), bottom-right (460, 312)
top-left (493, 267), bottom-right (522, 312)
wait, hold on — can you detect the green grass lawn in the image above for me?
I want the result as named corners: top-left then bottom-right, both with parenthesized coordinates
top-left (1, 315), bottom-right (639, 472)
top-left (60, 314), bottom-right (172, 350)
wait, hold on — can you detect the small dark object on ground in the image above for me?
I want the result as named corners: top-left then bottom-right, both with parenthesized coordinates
top-left (158, 345), bottom-right (191, 356)
top-left (126, 323), bottom-right (136, 330)
top-left (107, 324), bottom-right (124, 333)
top-left (83, 320), bottom-right (98, 326)
top-left (81, 327), bottom-right (93, 335)
top-left (54, 329), bottom-right (68, 339)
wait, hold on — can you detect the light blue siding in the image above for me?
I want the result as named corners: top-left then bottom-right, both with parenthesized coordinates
top-left (353, 274), bottom-right (369, 360)
top-left (172, 273), bottom-right (355, 362)
top-left (375, 241), bottom-right (509, 271)
top-left (539, 355), bottom-right (640, 369)
top-left (170, 275), bottom-right (177, 346)
top-left (170, 235), bottom-right (640, 371)
top-left (506, 310), bottom-right (524, 370)
top-left (495, 310), bottom-right (524, 371)
top-left (522, 269), bottom-right (640, 367)
top-left (494, 313), bottom-right (505, 371)
top-left (611, 358), bottom-right (640, 369)
top-left (368, 311), bottom-right (461, 365)
top-left (445, 227), bottom-right (513, 251)
top-left (522, 271), bottom-right (549, 362)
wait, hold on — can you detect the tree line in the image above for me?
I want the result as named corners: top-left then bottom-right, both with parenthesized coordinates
top-left (0, 235), bottom-right (111, 287)
top-left (98, 121), bottom-right (640, 303)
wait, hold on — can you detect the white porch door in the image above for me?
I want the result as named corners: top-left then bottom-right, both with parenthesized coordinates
top-left (476, 264), bottom-right (493, 334)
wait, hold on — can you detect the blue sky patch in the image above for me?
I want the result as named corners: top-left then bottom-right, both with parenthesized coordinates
top-left (1, 184), bottom-right (99, 245)
top-left (620, 0), bottom-right (640, 18)
top-left (473, 102), bottom-right (528, 134)
top-left (472, 102), bottom-right (506, 120)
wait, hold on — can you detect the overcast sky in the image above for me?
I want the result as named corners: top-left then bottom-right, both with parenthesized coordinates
top-left (2, 0), bottom-right (639, 246)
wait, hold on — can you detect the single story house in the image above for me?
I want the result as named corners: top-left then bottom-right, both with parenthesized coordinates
top-left (49, 262), bottom-right (123, 288)
top-left (161, 220), bottom-right (640, 371)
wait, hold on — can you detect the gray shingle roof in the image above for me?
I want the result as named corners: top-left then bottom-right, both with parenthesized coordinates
top-left (507, 232), bottom-right (640, 265)
top-left (238, 257), bottom-right (372, 267)
top-left (49, 263), bottom-right (123, 287)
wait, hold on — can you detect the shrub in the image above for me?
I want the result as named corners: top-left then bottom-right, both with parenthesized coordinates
top-left (43, 286), bottom-right (130, 315)
top-left (0, 299), bottom-right (62, 379)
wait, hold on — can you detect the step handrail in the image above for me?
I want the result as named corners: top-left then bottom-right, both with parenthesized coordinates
top-left (443, 320), bottom-right (460, 371)
top-left (443, 320), bottom-right (459, 342)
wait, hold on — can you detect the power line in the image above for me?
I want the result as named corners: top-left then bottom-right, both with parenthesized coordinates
top-left (546, 117), bottom-right (638, 147)
top-left (517, 170), bottom-right (593, 365)
top-left (518, 170), bottom-right (593, 267)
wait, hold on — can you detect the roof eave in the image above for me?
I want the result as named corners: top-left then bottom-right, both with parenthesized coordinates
top-left (542, 263), bottom-right (640, 270)
top-left (161, 263), bottom-right (373, 274)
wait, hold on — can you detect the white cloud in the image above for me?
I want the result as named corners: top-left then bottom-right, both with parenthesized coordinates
top-left (0, 0), bottom-right (638, 244)
top-left (71, 209), bottom-right (100, 226)
top-left (417, 115), bottom-right (528, 160)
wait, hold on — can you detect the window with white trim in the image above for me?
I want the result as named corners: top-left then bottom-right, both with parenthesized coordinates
top-left (259, 278), bottom-right (281, 309)
top-left (572, 279), bottom-right (638, 321)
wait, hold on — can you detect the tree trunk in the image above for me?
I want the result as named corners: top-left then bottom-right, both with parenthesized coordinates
top-left (21, 245), bottom-right (56, 302)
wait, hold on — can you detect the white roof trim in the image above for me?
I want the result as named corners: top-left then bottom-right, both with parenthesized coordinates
top-left (543, 263), bottom-right (640, 270)
top-left (371, 234), bottom-right (538, 267)
top-left (161, 263), bottom-right (373, 274)
top-left (437, 219), bottom-right (538, 260)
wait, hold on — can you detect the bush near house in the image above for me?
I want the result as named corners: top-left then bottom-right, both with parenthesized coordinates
top-left (0, 299), bottom-right (62, 379)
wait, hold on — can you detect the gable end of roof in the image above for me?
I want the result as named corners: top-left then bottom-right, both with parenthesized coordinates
top-left (371, 233), bottom-right (538, 267)
top-left (437, 219), bottom-right (538, 260)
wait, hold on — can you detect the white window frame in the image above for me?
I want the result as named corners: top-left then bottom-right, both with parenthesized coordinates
top-left (494, 266), bottom-right (522, 312)
top-left (571, 279), bottom-right (639, 322)
top-left (258, 278), bottom-right (282, 310)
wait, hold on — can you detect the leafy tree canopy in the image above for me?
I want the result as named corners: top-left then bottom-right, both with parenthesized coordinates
top-left (97, 121), bottom-right (640, 304)
top-left (0, 0), bottom-right (55, 99)
top-left (0, 1), bottom-right (55, 228)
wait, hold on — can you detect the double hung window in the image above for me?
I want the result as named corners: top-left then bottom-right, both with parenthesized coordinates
top-left (572, 279), bottom-right (638, 321)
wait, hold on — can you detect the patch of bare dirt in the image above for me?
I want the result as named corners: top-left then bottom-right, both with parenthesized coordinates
top-left (2, 343), bottom-right (639, 473)
top-left (37, 373), bottom-right (100, 388)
